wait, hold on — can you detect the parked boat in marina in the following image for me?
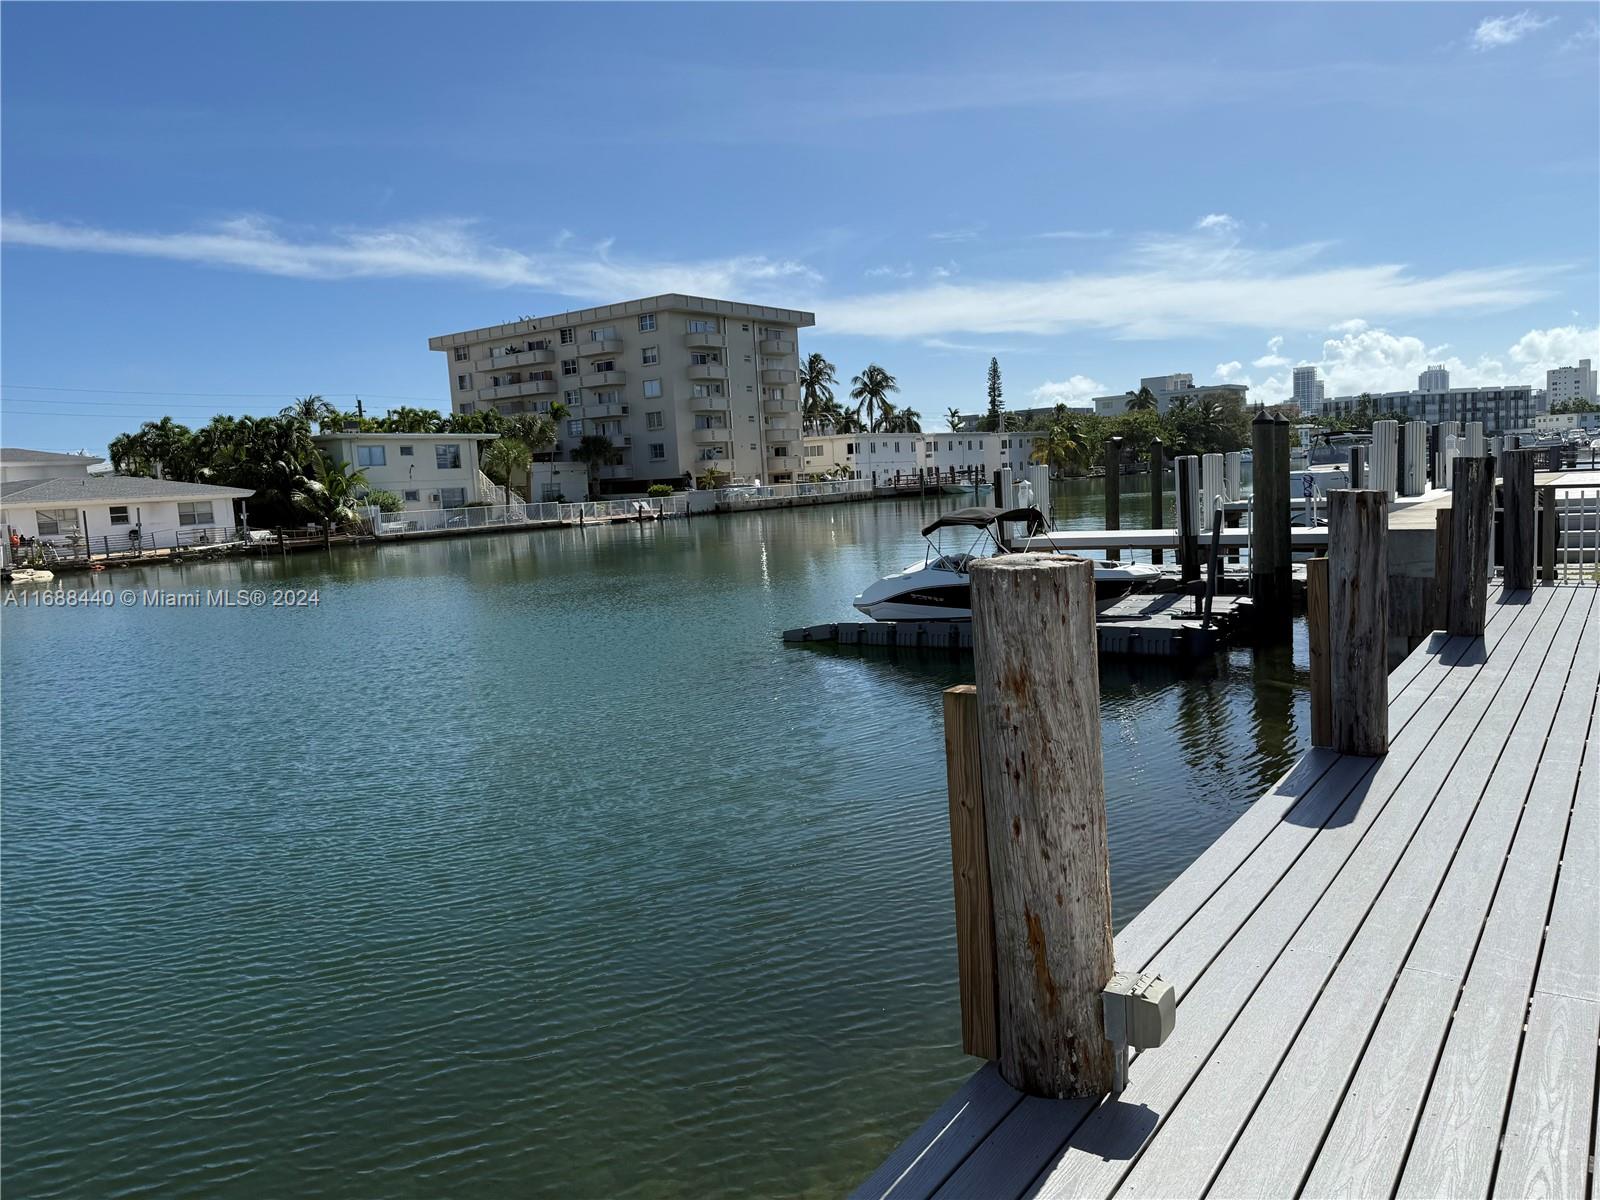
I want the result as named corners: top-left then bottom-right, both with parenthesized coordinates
top-left (851, 506), bottom-right (1160, 622)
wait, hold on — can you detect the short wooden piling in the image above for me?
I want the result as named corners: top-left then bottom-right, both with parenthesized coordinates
top-left (1501, 448), bottom-right (1537, 591)
top-left (1306, 556), bottom-right (1332, 748)
top-left (1105, 437), bottom-right (1123, 531)
top-left (1328, 489), bottom-right (1388, 756)
top-left (943, 685), bottom-right (998, 1061)
top-left (1447, 456), bottom-right (1493, 636)
top-left (1433, 508), bottom-right (1453, 627)
top-left (1539, 484), bottom-right (1557, 584)
top-left (1149, 438), bottom-right (1165, 565)
top-left (970, 554), bottom-right (1114, 1098)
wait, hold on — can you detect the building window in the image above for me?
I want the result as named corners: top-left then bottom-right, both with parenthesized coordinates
top-left (403, 489), bottom-right (420, 502)
top-left (559, 328), bottom-right (575, 345)
top-left (589, 327), bottom-right (616, 342)
top-left (567, 419), bottom-right (583, 437)
top-left (643, 378), bottom-right (663, 399)
top-left (646, 411), bottom-right (664, 430)
top-left (642, 345), bottom-right (659, 365)
top-left (692, 383), bottom-right (724, 399)
top-left (564, 390), bottom-right (580, 406)
top-left (35, 508), bottom-right (78, 536)
top-left (687, 318), bottom-right (719, 334)
top-left (435, 444), bottom-right (462, 470)
top-left (108, 505), bottom-right (131, 525)
top-left (459, 402), bottom-right (475, 414)
top-left (805, 445), bottom-right (822, 458)
top-left (691, 352), bottom-right (721, 366)
top-left (457, 374), bottom-right (471, 390)
top-left (453, 346), bottom-right (470, 362)
top-left (440, 487), bottom-right (466, 508)
top-left (649, 443), bottom-right (666, 461)
top-left (639, 313), bottom-right (656, 332)
top-left (562, 359), bottom-right (578, 376)
top-left (770, 388), bottom-right (785, 402)
top-left (399, 445), bottom-right (414, 456)
top-left (357, 444), bottom-right (386, 467)
top-left (177, 501), bottom-right (214, 526)
top-left (591, 359), bottom-right (616, 373)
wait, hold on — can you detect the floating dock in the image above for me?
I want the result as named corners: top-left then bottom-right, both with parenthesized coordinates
top-left (853, 581), bottom-right (1599, 1199)
top-left (782, 593), bottom-right (1253, 659)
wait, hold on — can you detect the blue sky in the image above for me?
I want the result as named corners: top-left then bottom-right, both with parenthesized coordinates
top-left (3, 2), bottom-right (1596, 453)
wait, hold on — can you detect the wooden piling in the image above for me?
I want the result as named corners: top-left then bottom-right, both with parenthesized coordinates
top-left (1250, 409), bottom-right (1291, 612)
top-left (1306, 556), bottom-right (1331, 748)
top-left (1347, 446), bottom-right (1366, 489)
top-left (1328, 489), bottom-right (1389, 756)
top-left (943, 685), bottom-right (998, 1061)
top-left (1149, 438), bottom-right (1165, 565)
top-left (1501, 448), bottom-right (1536, 591)
top-left (1539, 484), bottom-right (1557, 584)
top-left (1104, 437), bottom-right (1123, 531)
top-left (1176, 454), bottom-right (1201, 584)
top-left (1447, 456), bottom-right (1493, 636)
top-left (970, 554), bottom-right (1114, 1097)
top-left (1433, 508), bottom-right (1453, 627)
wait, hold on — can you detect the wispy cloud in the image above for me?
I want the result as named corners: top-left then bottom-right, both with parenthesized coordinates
top-left (1034, 229), bottom-right (1113, 241)
top-left (929, 223), bottom-right (985, 243)
top-left (1471, 11), bottom-right (1555, 50)
top-left (0, 213), bottom-right (822, 302)
top-left (1561, 19), bottom-right (1599, 50)
top-left (1194, 213), bottom-right (1238, 233)
top-left (864, 263), bottom-right (915, 279)
top-left (1252, 334), bottom-right (1290, 368)
top-left (1031, 375), bottom-right (1105, 407)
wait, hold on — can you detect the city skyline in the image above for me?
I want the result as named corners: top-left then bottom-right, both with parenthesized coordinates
top-left (3, 2), bottom-right (1597, 452)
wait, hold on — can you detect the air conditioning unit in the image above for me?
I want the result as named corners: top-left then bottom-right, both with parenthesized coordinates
top-left (430, 493), bottom-right (440, 503)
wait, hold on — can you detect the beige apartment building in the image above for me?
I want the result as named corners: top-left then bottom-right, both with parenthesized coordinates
top-left (428, 294), bottom-right (815, 494)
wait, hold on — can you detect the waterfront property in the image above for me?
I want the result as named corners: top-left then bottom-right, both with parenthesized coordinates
top-left (1, 446), bottom-right (253, 557)
top-left (1092, 372), bottom-right (1250, 418)
top-left (310, 431), bottom-right (498, 511)
top-left (428, 294), bottom-right (814, 491)
top-left (802, 430), bottom-right (1045, 483)
top-left (1317, 383), bottom-right (1536, 432)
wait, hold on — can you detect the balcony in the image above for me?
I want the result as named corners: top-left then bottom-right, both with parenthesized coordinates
top-left (684, 331), bottom-right (725, 350)
top-left (476, 377), bottom-right (557, 403)
top-left (690, 394), bottom-right (730, 412)
top-left (765, 454), bottom-right (797, 473)
top-left (758, 338), bottom-right (795, 356)
top-left (763, 397), bottom-right (799, 414)
top-left (688, 363), bottom-right (728, 382)
top-left (580, 369), bottom-right (627, 389)
top-left (578, 339), bottom-right (623, 358)
top-left (473, 347), bottom-right (555, 372)
top-left (764, 419), bottom-right (799, 437)
top-left (761, 368), bottom-right (797, 386)
top-left (585, 401), bottom-right (628, 420)
top-left (598, 464), bottom-right (634, 481)
top-left (693, 426), bottom-right (733, 445)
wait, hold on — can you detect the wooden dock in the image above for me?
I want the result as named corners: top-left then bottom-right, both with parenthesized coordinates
top-left (854, 581), bottom-right (1598, 1199)
top-left (783, 594), bottom-right (1253, 659)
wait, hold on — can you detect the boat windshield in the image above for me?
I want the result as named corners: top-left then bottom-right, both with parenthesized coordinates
top-left (924, 522), bottom-right (1000, 569)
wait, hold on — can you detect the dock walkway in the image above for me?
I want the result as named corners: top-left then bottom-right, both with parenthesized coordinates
top-left (855, 581), bottom-right (1599, 1199)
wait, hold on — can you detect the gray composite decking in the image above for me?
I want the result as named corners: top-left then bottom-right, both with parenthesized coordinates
top-left (854, 583), bottom-right (1599, 1200)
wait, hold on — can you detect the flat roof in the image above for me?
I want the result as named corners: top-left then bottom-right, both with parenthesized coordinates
top-left (312, 432), bottom-right (498, 441)
top-left (0, 476), bottom-right (253, 505)
top-left (0, 447), bottom-right (106, 465)
top-left (428, 293), bottom-right (816, 350)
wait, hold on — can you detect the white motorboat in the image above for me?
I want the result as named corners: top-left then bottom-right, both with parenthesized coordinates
top-left (852, 506), bottom-right (1162, 622)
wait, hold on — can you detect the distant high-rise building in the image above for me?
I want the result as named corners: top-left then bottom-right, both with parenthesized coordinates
top-left (1292, 365), bottom-right (1325, 409)
top-left (1547, 359), bottom-right (1597, 407)
top-left (1418, 364), bottom-right (1450, 392)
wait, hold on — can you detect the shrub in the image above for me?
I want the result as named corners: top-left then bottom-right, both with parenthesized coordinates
top-left (646, 484), bottom-right (674, 497)
top-left (365, 490), bottom-right (405, 513)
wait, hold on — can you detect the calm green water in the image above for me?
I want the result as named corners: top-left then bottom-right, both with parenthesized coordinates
top-left (1, 476), bottom-right (1305, 1199)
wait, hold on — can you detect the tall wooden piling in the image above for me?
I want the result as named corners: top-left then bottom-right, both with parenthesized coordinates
top-left (1149, 438), bottom-right (1165, 565)
top-left (1328, 490), bottom-right (1389, 756)
top-left (1347, 445), bottom-right (1366, 489)
top-left (1433, 508), bottom-right (1453, 627)
top-left (1176, 454), bottom-right (1201, 584)
top-left (1447, 456), bottom-right (1494, 636)
top-left (1104, 437), bottom-right (1123, 531)
top-left (1250, 408), bottom-right (1291, 612)
top-left (970, 554), bottom-right (1114, 1097)
top-left (1539, 484), bottom-right (1558, 584)
top-left (942, 685), bottom-right (998, 1061)
top-left (1306, 556), bottom-right (1332, 748)
top-left (1501, 448), bottom-right (1537, 591)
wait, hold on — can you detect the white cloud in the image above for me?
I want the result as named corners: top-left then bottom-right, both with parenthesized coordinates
top-left (1506, 323), bottom-right (1600, 367)
top-left (0, 213), bottom-right (822, 302)
top-left (1329, 318), bottom-right (1369, 334)
top-left (1471, 11), bottom-right (1555, 50)
top-left (1562, 19), bottom-right (1599, 50)
top-left (930, 261), bottom-right (959, 279)
top-left (1034, 229), bottom-right (1113, 240)
top-left (1215, 360), bottom-right (1245, 381)
top-left (1031, 375), bottom-right (1105, 407)
top-left (864, 263), bottom-right (915, 279)
top-left (929, 223), bottom-right (985, 243)
top-left (1194, 213), bottom-right (1238, 233)
top-left (1252, 334), bottom-right (1290, 368)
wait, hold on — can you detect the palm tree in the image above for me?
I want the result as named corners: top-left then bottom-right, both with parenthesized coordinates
top-left (850, 363), bottom-right (900, 432)
top-left (873, 399), bottom-right (897, 433)
top-left (944, 407), bottom-right (964, 431)
top-left (571, 434), bottom-right (622, 499)
top-left (1127, 386), bottom-right (1159, 413)
top-left (292, 453), bottom-right (369, 546)
top-left (281, 394), bottom-right (336, 428)
top-left (482, 436), bottom-right (534, 505)
top-left (832, 410), bottom-right (865, 434)
top-left (799, 353), bottom-right (838, 434)
top-left (501, 413), bottom-right (558, 499)
top-left (1034, 412), bottom-right (1090, 476)
top-left (382, 406), bottom-right (444, 433)
top-left (135, 416), bottom-right (195, 480)
top-left (884, 407), bottom-right (923, 433)
top-left (1170, 393), bottom-right (1193, 416)
top-left (1195, 396), bottom-right (1222, 424)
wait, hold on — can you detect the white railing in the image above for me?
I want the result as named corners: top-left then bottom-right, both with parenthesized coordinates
top-left (712, 479), bottom-right (873, 506)
top-left (1552, 487), bottom-right (1600, 584)
top-left (368, 494), bottom-right (688, 536)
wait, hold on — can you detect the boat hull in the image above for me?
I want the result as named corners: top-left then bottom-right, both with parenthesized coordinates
top-left (852, 569), bottom-right (1157, 622)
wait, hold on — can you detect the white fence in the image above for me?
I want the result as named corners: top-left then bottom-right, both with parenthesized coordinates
top-left (368, 495), bottom-right (687, 536)
top-left (712, 479), bottom-right (872, 506)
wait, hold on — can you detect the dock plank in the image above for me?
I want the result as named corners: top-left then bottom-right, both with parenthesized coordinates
top-left (1491, 992), bottom-right (1600, 1199)
top-left (1201, 587), bottom-right (1592, 1199)
top-left (1027, 591), bottom-right (1560, 1200)
top-left (849, 1063), bottom-right (1021, 1200)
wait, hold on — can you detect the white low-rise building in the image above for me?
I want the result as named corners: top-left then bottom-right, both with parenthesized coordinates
top-left (800, 430), bottom-right (1045, 482)
top-left (1, 447), bottom-right (252, 553)
top-left (311, 432), bottom-right (496, 511)
top-left (1092, 374), bottom-right (1250, 417)
top-left (1547, 359), bottom-right (1596, 407)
